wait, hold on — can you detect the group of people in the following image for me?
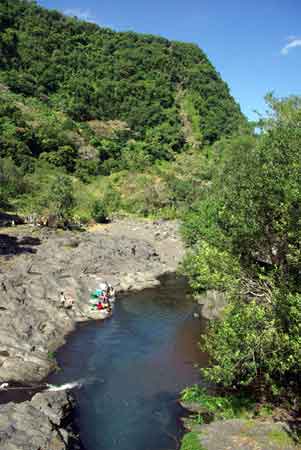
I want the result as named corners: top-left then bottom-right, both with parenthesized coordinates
top-left (90, 282), bottom-right (115, 314)
top-left (59, 282), bottom-right (115, 316)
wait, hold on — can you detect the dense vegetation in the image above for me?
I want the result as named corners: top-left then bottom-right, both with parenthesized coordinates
top-left (0, 0), bottom-right (243, 182)
top-left (183, 95), bottom-right (301, 406)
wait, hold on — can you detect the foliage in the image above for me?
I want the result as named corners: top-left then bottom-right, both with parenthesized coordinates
top-left (0, 89), bottom-right (80, 173)
top-left (47, 351), bottom-right (56, 360)
top-left (0, 157), bottom-right (28, 207)
top-left (181, 385), bottom-right (256, 420)
top-left (91, 199), bottom-right (108, 223)
top-left (267, 429), bottom-right (298, 447)
top-left (215, 131), bottom-right (301, 271)
top-left (180, 432), bottom-right (206, 450)
top-left (182, 96), bottom-right (301, 400)
top-left (40, 145), bottom-right (78, 172)
top-left (75, 159), bottom-right (99, 183)
top-left (0, 0), bottom-right (244, 182)
top-left (179, 90), bottom-right (203, 147)
top-left (202, 289), bottom-right (301, 395)
top-left (182, 242), bottom-right (241, 292)
top-left (37, 174), bottom-right (75, 222)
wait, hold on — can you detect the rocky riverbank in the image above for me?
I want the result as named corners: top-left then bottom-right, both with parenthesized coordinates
top-left (180, 399), bottom-right (301, 450)
top-left (0, 391), bottom-right (82, 450)
top-left (0, 218), bottom-right (184, 450)
top-left (0, 218), bottom-right (184, 383)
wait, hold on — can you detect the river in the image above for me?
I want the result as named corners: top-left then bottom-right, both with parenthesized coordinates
top-left (48, 276), bottom-right (208, 450)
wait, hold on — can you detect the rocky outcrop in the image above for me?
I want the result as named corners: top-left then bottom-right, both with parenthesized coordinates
top-left (193, 419), bottom-right (299, 450)
top-left (180, 402), bottom-right (300, 450)
top-left (0, 219), bottom-right (184, 383)
top-left (0, 218), bottom-right (184, 450)
top-left (0, 391), bottom-right (82, 450)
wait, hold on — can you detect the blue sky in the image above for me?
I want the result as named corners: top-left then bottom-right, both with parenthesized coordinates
top-left (38, 0), bottom-right (301, 120)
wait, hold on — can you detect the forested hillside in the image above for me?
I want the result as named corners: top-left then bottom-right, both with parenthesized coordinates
top-left (0, 0), bottom-right (244, 177)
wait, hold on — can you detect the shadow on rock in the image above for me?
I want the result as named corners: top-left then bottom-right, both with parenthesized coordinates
top-left (0, 234), bottom-right (41, 257)
top-left (0, 212), bottom-right (24, 227)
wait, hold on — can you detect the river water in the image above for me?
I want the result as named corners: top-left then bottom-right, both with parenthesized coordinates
top-left (48, 276), bottom-right (207, 450)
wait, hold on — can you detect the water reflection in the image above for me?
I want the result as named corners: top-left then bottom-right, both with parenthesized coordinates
top-left (48, 276), bottom-right (207, 450)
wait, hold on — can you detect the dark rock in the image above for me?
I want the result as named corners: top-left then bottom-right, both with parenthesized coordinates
top-left (0, 212), bottom-right (24, 227)
top-left (0, 391), bottom-right (82, 450)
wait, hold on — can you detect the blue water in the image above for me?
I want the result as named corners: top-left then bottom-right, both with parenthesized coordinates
top-left (48, 277), bottom-right (207, 450)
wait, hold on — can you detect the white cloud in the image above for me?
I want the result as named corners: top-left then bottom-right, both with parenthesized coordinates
top-left (281, 37), bottom-right (301, 55)
top-left (64, 8), bottom-right (95, 22)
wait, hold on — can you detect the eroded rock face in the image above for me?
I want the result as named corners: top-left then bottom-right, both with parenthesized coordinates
top-left (0, 391), bottom-right (81, 450)
top-left (0, 219), bottom-right (184, 383)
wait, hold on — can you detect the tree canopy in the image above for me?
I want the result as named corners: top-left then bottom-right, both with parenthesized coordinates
top-left (183, 96), bottom-right (301, 399)
top-left (0, 0), bottom-right (245, 175)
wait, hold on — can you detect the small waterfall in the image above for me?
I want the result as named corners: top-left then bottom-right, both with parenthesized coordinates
top-left (46, 381), bottom-right (82, 392)
top-left (0, 381), bottom-right (82, 392)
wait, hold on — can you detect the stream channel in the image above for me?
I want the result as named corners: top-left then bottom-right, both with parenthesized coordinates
top-left (48, 275), bottom-right (208, 450)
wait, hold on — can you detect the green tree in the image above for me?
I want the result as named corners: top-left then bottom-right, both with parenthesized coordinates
top-left (183, 96), bottom-right (301, 399)
top-left (40, 145), bottom-right (78, 172)
top-left (0, 157), bottom-right (27, 207)
top-left (44, 174), bottom-right (75, 221)
top-left (91, 199), bottom-right (108, 223)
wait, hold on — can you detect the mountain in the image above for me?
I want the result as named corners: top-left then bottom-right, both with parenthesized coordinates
top-left (0, 0), bottom-right (245, 175)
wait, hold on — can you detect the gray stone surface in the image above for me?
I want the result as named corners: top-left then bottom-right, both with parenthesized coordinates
top-left (0, 219), bottom-right (184, 382)
top-left (0, 218), bottom-right (184, 450)
top-left (0, 391), bottom-right (79, 450)
top-left (196, 419), bottom-right (300, 450)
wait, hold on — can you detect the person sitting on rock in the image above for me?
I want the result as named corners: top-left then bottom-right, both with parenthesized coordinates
top-left (97, 301), bottom-right (104, 310)
top-left (60, 291), bottom-right (74, 309)
top-left (60, 291), bottom-right (67, 307)
top-left (99, 287), bottom-right (108, 302)
top-left (65, 296), bottom-right (74, 309)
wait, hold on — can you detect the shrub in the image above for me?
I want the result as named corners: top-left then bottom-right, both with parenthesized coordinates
top-left (202, 289), bottom-right (301, 398)
top-left (181, 385), bottom-right (256, 420)
top-left (182, 241), bottom-right (241, 292)
top-left (0, 157), bottom-right (28, 207)
top-left (180, 432), bottom-right (205, 450)
top-left (91, 199), bottom-right (108, 223)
